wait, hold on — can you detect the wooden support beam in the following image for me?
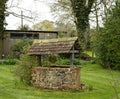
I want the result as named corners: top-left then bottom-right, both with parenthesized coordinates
top-left (70, 50), bottom-right (79, 53)
top-left (37, 55), bottom-right (42, 66)
top-left (70, 46), bottom-right (74, 68)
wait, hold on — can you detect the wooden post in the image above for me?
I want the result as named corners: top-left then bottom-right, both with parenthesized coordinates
top-left (21, 11), bottom-right (23, 28)
top-left (37, 55), bottom-right (42, 66)
top-left (70, 46), bottom-right (74, 68)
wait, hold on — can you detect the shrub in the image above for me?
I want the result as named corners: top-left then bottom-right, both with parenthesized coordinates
top-left (74, 58), bottom-right (81, 65)
top-left (11, 39), bottom-right (33, 58)
top-left (55, 57), bottom-right (81, 66)
top-left (94, 3), bottom-right (120, 69)
top-left (14, 54), bottom-right (38, 85)
top-left (0, 56), bottom-right (17, 65)
top-left (3, 59), bottom-right (17, 65)
top-left (48, 54), bottom-right (58, 63)
top-left (42, 60), bottom-right (51, 66)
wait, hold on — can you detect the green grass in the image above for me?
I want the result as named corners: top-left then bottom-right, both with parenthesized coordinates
top-left (84, 50), bottom-right (96, 58)
top-left (84, 51), bottom-right (93, 57)
top-left (0, 62), bottom-right (120, 99)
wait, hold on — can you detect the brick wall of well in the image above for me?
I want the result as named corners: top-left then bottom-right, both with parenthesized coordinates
top-left (31, 66), bottom-right (81, 89)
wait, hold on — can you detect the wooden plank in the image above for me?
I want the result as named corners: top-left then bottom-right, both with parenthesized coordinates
top-left (70, 50), bottom-right (79, 53)
top-left (70, 46), bottom-right (74, 68)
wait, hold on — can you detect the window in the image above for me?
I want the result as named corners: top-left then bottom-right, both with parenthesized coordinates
top-left (10, 33), bottom-right (39, 39)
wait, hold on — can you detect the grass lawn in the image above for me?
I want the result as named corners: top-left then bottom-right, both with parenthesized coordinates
top-left (0, 62), bottom-right (120, 99)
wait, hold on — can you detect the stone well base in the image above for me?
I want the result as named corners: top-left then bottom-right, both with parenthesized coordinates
top-left (31, 66), bottom-right (81, 89)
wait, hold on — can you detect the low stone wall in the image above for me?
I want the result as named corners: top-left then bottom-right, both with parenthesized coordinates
top-left (31, 66), bottom-right (81, 89)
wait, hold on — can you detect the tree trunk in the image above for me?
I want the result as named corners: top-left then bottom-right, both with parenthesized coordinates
top-left (0, 0), bottom-right (8, 59)
top-left (70, 0), bottom-right (95, 49)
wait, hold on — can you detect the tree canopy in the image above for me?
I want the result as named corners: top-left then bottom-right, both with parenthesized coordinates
top-left (32, 20), bottom-right (55, 31)
top-left (17, 24), bottom-right (31, 30)
top-left (95, 2), bottom-right (120, 69)
top-left (51, 0), bottom-right (94, 49)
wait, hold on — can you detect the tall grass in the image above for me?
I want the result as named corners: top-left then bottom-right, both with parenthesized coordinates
top-left (0, 62), bottom-right (120, 99)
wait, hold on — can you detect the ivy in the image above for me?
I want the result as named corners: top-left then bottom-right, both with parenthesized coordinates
top-left (0, 0), bottom-right (8, 39)
top-left (70, 0), bottom-right (94, 48)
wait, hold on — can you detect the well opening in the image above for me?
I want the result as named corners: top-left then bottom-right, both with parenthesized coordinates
top-left (50, 65), bottom-right (70, 68)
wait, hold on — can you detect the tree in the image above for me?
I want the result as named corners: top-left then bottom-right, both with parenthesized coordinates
top-left (51, 0), bottom-right (94, 49)
top-left (0, 0), bottom-right (8, 58)
top-left (55, 22), bottom-right (77, 37)
top-left (50, 0), bottom-right (117, 49)
top-left (0, 0), bottom-right (7, 38)
top-left (50, 0), bottom-right (74, 23)
top-left (32, 20), bottom-right (55, 31)
top-left (95, 2), bottom-right (120, 70)
top-left (70, 0), bottom-right (94, 48)
top-left (17, 24), bottom-right (31, 30)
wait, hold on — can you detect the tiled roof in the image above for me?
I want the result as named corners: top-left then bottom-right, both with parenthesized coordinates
top-left (28, 37), bottom-right (78, 55)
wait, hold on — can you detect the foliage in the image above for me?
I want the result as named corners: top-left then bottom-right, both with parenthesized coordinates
top-left (42, 60), bottom-right (51, 67)
top-left (42, 54), bottom-right (81, 66)
top-left (17, 24), bottom-right (31, 30)
top-left (95, 2), bottom-right (120, 69)
top-left (14, 54), bottom-right (38, 85)
top-left (32, 20), bottom-right (55, 30)
top-left (0, 0), bottom-right (8, 58)
top-left (13, 39), bottom-right (38, 85)
top-left (11, 39), bottom-right (33, 58)
top-left (55, 57), bottom-right (81, 66)
top-left (0, 0), bottom-right (8, 40)
top-left (50, 0), bottom-right (73, 23)
top-left (70, 0), bottom-right (94, 48)
top-left (50, 1), bottom-right (77, 37)
top-left (51, 0), bottom-right (94, 49)
top-left (55, 22), bottom-right (77, 37)
top-left (0, 55), bottom-right (17, 65)
top-left (48, 54), bottom-right (58, 63)
top-left (55, 58), bottom-right (70, 66)
top-left (0, 59), bottom-right (17, 65)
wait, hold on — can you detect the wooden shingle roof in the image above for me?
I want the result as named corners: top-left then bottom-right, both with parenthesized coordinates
top-left (28, 37), bottom-right (78, 55)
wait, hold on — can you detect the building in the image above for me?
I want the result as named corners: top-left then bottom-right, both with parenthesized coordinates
top-left (0, 30), bottom-right (59, 58)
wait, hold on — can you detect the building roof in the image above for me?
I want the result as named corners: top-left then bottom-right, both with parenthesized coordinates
top-left (5, 30), bottom-right (66, 34)
top-left (28, 37), bottom-right (78, 55)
